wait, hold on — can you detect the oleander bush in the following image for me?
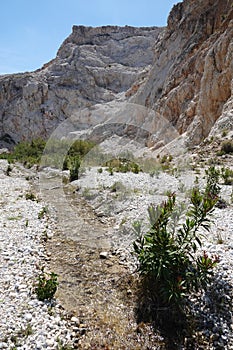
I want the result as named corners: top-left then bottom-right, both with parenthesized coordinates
top-left (43, 138), bottom-right (95, 174)
top-left (205, 165), bottom-right (233, 195)
top-left (133, 171), bottom-right (220, 309)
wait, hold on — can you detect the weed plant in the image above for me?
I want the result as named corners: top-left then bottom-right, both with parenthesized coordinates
top-left (38, 206), bottom-right (48, 219)
top-left (35, 270), bottom-right (58, 301)
top-left (205, 166), bottom-right (221, 197)
top-left (110, 181), bottom-right (127, 193)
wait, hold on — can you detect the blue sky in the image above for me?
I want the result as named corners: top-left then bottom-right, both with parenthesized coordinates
top-left (0, 0), bottom-right (179, 75)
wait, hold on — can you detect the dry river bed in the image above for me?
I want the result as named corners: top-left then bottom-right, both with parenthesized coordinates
top-left (0, 159), bottom-right (232, 349)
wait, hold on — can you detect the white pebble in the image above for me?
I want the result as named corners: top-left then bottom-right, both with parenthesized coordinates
top-left (24, 313), bottom-right (33, 322)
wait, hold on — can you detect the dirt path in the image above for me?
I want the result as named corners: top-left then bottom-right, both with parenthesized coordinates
top-left (38, 174), bottom-right (164, 349)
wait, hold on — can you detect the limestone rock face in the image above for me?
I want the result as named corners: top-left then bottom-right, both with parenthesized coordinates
top-left (132, 0), bottom-right (233, 147)
top-left (0, 0), bottom-right (232, 151)
top-left (0, 26), bottom-right (161, 144)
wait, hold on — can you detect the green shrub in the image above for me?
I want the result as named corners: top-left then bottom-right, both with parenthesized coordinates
top-left (220, 140), bottom-right (233, 154)
top-left (133, 186), bottom-right (219, 308)
top-left (0, 137), bottom-right (95, 173)
top-left (68, 139), bottom-right (95, 157)
top-left (220, 167), bottom-right (233, 185)
top-left (105, 157), bottom-right (141, 174)
top-left (221, 129), bottom-right (228, 137)
top-left (205, 166), bottom-right (221, 198)
top-left (25, 192), bottom-right (37, 201)
top-left (159, 154), bottom-right (173, 171)
top-left (60, 139), bottom-right (95, 181)
top-left (107, 166), bottom-right (114, 175)
top-left (0, 138), bottom-right (46, 167)
top-left (132, 163), bottom-right (140, 174)
top-left (69, 157), bottom-right (81, 182)
top-left (35, 270), bottom-right (58, 301)
top-left (82, 187), bottom-right (96, 200)
top-left (43, 138), bottom-right (95, 171)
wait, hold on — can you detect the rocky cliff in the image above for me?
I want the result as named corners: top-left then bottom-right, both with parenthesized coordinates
top-left (0, 0), bottom-right (232, 151)
top-left (132, 0), bottom-right (233, 148)
top-left (0, 26), bottom-right (161, 145)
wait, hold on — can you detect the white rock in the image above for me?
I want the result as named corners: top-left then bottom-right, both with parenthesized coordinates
top-left (46, 232), bottom-right (54, 239)
top-left (24, 313), bottom-right (33, 322)
top-left (46, 338), bottom-right (55, 346)
top-left (71, 316), bottom-right (80, 324)
top-left (99, 251), bottom-right (108, 259)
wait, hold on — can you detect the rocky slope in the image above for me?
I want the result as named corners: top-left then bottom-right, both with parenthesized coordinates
top-left (0, 0), bottom-right (232, 152)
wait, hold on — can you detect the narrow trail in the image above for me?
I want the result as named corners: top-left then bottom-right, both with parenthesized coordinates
top-left (37, 174), bottom-right (161, 349)
top-left (39, 175), bottom-right (112, 248)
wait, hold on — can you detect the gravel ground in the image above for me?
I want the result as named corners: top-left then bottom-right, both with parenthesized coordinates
top-left (0, 160), bottom-right (76, 349)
